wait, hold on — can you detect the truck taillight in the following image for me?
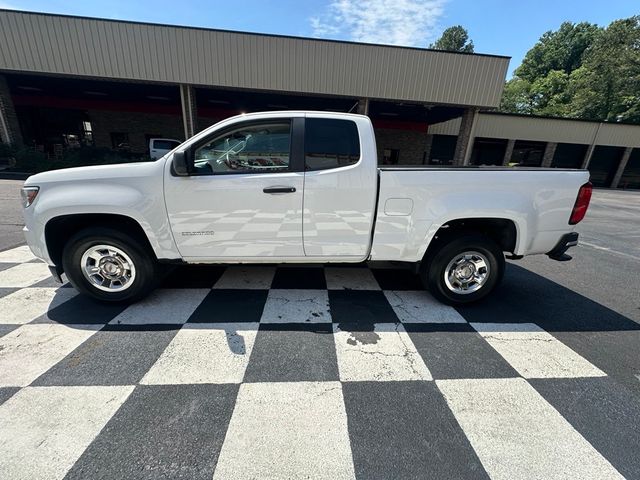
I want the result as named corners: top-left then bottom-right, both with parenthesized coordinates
top-left (569, 182), bottom-right (592, 225)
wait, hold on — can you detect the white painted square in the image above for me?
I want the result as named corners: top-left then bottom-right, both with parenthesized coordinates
top-left (325, 268), bottom-right (381, 290)
top-left (0, 324), bottom-right (101, 386)
top-left (213, 381), bottom-right (355, 480)
top-left (109, 289), bottom-right (209, 325)
top-left (0, 245), bottom-right (37, 263)
top-left (0, 262), bottom-right (51, 288)
top-left (0, 385), bottom-right (134, 480)
top-left (0, 287), bottom-right (77, 325)
top-left (141, 323), bottom-right (258, 384)
top-left (437, 378), bottom-right (623, 480)
top-left (261, 289), bottom-right (331, 323)
top-left (471, 323), bottom-right (606, 378)
top-left (333, 323), bottom-right (432, 381)
top-left (384, 290), bottom-right (466, 323)
top-left (213, 266), bottom-right (275, 289)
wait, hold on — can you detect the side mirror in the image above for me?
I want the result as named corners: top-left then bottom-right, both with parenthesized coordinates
top-left (172, 150), bottom-right (190, 176)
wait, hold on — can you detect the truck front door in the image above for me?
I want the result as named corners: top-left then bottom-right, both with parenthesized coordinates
top-left (164, 118), bottom-right (305, 259)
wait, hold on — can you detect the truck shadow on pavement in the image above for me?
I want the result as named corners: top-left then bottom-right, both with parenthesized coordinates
top-left (41, 262), bottom-right (640, 394)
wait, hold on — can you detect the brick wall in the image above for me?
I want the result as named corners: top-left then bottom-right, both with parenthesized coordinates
top-left (88, 110), bottom-right (183, 154)
top-left (374, 128), bottom-right (429, 165)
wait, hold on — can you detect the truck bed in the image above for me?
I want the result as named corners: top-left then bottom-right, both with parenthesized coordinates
top-left (371, 167), bottom-right (590, 262)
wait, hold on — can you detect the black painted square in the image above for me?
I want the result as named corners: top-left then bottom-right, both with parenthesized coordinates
top-left (271, 266), bottom-right (327, 289)
top-left (188, 289), bottom-right (268, 323)
top-left (243, 323), bottom-right (339, 382)
top-left (329, 290), bottom-right (399, 324)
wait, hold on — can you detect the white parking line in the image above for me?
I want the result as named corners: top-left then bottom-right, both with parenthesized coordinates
top-left (261, 289), bottom-right (331, 323)
top-left (333, 323), bottom-right (432, 381)
top-left (0, 263), bottom-right (51, 288)
top-left (580, 240), bottom-right (640, 262)
top-left (141, 323), bottom-right (258, 384)
top-left (0, 287), bottom-right (77, 324)
top-left (384, 290), bottom-right (466, 323)
top-left (437, 378), bottom-right (624, 480)
top-left (0, 324), bottom-right (101, 386)
top-left (0, 245), bottom-right (37, 263)
top-left (471, 323), bottom-right (606, 378)
top-left (0, 385), bottom-right (134, 480)
top-left (109, 289), bottom-right (209, 325)
top-left (213, 382), bottom-right (355, 480)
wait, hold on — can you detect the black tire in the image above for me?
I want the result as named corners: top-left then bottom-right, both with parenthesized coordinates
top-left (421, 234), bottom-right (505, 305)
top-left (62, 227), bottom-right (157, 303)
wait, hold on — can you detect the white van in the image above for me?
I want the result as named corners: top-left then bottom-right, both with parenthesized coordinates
top-left (149, 138), bottom-right (181, 160)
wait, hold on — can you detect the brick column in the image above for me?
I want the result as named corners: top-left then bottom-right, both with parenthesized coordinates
top-left (357, 98), bottom-right (370, 116)
top-left (453, 108), bottom-right (478, 166)
top-left (610, 147), bottom-right (633, 189)
top-left (0, 75), bottom-right (23, 146)
top-left (581, 144), bottom-right (596, 169)
top-left (180, 84), bottom-right (198, 140)
top-left (502, 139), bottom-right (515, 166)
top-left (423, 134), bottom-right (434, 164)
top-left (541, 142), bottom-right (557, 168)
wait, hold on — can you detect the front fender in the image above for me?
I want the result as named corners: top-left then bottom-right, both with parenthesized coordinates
top-left (26, 181), bottom-right (180, 263)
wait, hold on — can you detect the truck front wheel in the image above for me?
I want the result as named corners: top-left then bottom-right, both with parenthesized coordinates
top-left (422, 235), bottom-right (505, 305)
top-left (62, 227), bottom-right (157, 303)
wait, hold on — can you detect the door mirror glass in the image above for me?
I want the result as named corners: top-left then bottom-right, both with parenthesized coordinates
top-left (172, 151), bottom-right (190, 176)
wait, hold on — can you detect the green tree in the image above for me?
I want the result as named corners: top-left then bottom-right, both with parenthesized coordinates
top-left (430, 26), bottom-right (474, 53)
top-left (501, 16), bottom-right (640, 124)
top-left (516, 22), bottom-right (601, 82)
top-left (570, 16), bottom-right (640, 123)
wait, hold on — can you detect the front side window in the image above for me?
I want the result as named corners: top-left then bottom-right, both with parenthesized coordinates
top-left (194, 122), bottom-right (291, 174)
top-left (305, 118), bottom-right (360, 170)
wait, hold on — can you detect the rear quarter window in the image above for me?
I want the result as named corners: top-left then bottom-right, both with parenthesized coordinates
top-left (305, 118), bottom-right (360, 171)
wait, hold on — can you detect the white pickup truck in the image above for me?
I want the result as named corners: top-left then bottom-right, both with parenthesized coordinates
top-left (21, 111), bottom-right (592, 305)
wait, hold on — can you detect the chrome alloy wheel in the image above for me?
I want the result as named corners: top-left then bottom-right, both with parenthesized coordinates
top-left (80, 244), bottom-right (136, 292)
top-left (443, 251), bottom-right (490, 294)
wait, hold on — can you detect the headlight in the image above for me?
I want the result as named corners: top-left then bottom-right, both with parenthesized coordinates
top-left (20, 186), bottom-right (39, 208)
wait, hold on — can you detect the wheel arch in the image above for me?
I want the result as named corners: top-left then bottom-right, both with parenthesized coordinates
top-left (421, 217), bottom-right (519, 265)
top-left (45, 213), bottom-right (158, 271)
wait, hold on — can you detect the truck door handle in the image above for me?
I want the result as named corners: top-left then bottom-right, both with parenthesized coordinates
top-left (263, 186), bottom-right (296, 194)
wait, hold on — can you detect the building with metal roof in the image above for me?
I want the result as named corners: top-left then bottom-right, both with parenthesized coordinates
top-left (0, 9), bottom-right (638, 188)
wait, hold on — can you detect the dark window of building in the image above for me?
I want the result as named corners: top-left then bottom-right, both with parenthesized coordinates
top-left (382, 148), bottom-right (400, 165)
top-left (551, 143), bottom-right (588, 169)
top-left (194, 122), bottom-right (291, 174)
top-left (619, 148), bottom-right (640, 189)
top-left (111, 132), bottom-right (129, 150)
top-left (511, 140), bottom-right (545, 166)
top-left (429, 134), bottom-right (457, 166)
top-left (589, 145), bottom-right (625, 187)
top-left (305, 118), bottom-right (360, 170)
top-left (470, 137), bottom-right (508, 166)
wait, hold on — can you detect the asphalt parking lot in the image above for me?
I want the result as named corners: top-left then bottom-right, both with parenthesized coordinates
top-left (0, 178), bottom-right (639, 479)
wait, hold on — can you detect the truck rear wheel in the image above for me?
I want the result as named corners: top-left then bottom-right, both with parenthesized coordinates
top-left (421, 235), bottom-right (505, 305)
top-left (62, 227), bottom-right (157, 303)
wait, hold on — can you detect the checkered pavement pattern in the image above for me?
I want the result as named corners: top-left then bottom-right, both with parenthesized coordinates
top-left (0, 245), bottom-right (638, 479)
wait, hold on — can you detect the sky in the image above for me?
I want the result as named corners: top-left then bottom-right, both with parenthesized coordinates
top-left (0, 0), bottom-right (638, 76)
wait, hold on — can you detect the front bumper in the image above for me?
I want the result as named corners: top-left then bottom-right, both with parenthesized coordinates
top-left (546, 232), bottom-right (579, 261)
